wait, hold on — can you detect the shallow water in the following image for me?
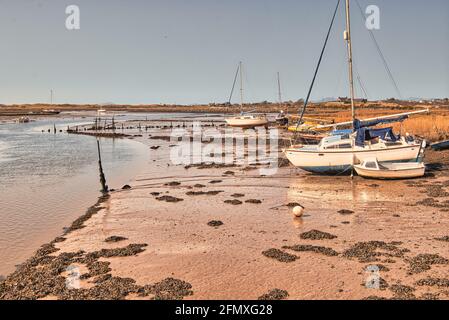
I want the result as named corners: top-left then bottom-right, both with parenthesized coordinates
top-left (0, 113), bottom-right (161, 275)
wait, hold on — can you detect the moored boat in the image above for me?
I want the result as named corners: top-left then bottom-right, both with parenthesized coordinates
top-left (275, 73), bottom-right (289, 126)
top-left (225, 114), bottom-right (268, 128)
top-left (354, 157), bottom-right (425, 179)
top-left (284, 0), bottom-right (428, 175)
top-left (17, 116), bottom-right (30, 123)
top-left (225, 62), bottom-right (268, 128)
top-left (284, 128), bottom-right (424, 174)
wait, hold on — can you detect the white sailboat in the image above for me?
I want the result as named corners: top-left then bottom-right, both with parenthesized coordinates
top-left (284, 0), bottom-right (426, 174)
top-left (225, 62), bottom-right (268, 128)
top-left (275, 72), bottom-right (289, 126)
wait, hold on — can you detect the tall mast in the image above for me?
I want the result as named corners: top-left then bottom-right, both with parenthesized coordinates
top-left (50, 89), bottom-right (53, 105)
top-left (277, 72), bottom-right (282, 109)
top-left (239, 61), bottom-right (243, 112)
top-left (344, 0), bottom-right (356, 128)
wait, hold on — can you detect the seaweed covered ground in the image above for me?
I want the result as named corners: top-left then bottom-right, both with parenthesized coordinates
top-left (1, 125), bottom-right (449, 300)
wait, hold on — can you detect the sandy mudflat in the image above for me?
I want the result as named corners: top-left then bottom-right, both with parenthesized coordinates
top-left (1, 127), bottom-right (449, 300)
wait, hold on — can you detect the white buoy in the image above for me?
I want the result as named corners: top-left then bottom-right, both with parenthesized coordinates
top-left (292, 205), bottom-right (304, 217)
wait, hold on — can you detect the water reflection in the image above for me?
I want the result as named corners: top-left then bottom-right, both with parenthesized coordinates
top-left (0, 115), bottom-right (150, 275)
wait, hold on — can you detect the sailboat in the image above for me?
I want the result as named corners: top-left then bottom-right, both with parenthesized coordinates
top-left (284, 0), bottom-right (426, 174)
top-left (225, 62), bottom-right (268, 128)
top-left (275, 72), bottom-right (289, 126)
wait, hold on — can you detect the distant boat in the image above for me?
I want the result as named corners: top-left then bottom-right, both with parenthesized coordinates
top-left (225, 62), bottom-right (268, 128)
top-left (354, 157), bottom-right (425, 179)
top-left (275, 72), bottom-right (289, 126)
top-left (17, 116), bottom-right (30, 123)
top-left (430, 140), bottom-right (449, 151)
top-left (97, 109), bottom-right (107, 116)
top-left (226, 115), bottom-right (268, 128)
top-left (42, 109), bottom-right (60, 115)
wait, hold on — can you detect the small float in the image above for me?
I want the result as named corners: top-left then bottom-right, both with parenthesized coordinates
top-left (353, 157), bottom-right (425, 179)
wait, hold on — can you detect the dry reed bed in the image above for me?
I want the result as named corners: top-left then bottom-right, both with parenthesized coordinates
top-left (316, 110), bottom-right (449, 142)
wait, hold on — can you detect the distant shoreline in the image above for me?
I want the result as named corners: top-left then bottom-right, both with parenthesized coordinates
top-left (0, 99), bottom-right (448, 116)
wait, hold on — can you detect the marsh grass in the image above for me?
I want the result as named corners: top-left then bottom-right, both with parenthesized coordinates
top-left (326, 110), bottom-right (449, 142)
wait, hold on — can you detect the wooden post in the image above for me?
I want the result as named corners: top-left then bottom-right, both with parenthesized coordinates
top-left (97, 139), bottom-right (108, 193)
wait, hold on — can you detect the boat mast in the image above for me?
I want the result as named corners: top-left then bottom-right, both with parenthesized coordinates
top-left (344, 0), bottom-right (356, 128)
top-left (277, 72), bottom-right (283, 110)
top-left (239, 61), bottom-right (244, 113)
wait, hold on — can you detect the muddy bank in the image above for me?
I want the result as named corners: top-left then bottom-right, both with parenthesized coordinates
top-left (0, 195), bottom-right (193, 300)
top-left (2, 125), bottom-right (449, 300)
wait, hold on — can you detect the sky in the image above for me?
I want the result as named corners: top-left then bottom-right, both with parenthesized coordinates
top-left (0, 0), bottom-right (448, 105)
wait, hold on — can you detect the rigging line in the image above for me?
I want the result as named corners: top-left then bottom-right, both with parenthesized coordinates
top-left (294, 0), bottom-right (341, 139)
top-left (228, 64), bottom-right (240, 104)
top-left (354, 0), bottom-right (402, 98)
top-left (356, 71), bottom-right (369, 99)
top-left (353, 60), bottom-right (370, 99)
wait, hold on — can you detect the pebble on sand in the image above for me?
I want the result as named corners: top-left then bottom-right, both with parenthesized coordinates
top-left (105, 236), bottom-right (128, 243)
top-left (156, 195), bottom-right (184, 203)
top-left (207, 220), bottom-right (224, 227)
top-left (258, 289), bottom-right (289, 300)
top-left (245, 199), bottom-right (262, 204)
top-left (338, 209), bottom-right (354, 215)
top-left (231, 193), bottom-right (245, 198)
top-left (262, 248), bottom-right (297, 263)
top-left (164, 181), bottom-right (181, 186)
top-left (224, 199), bottom-right (242, 205)
top-left (299, 230), bottom-right (337, 240)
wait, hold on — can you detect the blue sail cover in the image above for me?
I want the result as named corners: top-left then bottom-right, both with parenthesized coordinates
top-left (353, 115), bottom-right (406, 147)
top-left (353, 115), bottom-right (408, 130)
top-left (355, 127), bottom-right (399, 147)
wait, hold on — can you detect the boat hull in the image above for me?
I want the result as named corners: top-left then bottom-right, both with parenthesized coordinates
top-left (225, 117), bottom-right (268, 128)
top-left (431, 140), bottom-right (449, 151)
top-left (354, 164), bottom-right (425, 179)
top-left (284, 144), bottom-right (421, 174)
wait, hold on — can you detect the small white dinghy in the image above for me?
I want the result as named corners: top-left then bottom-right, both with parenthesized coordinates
top-left (354, 157), bottom-right (425, 179)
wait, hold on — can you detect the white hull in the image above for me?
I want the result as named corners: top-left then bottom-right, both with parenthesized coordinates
top-left (225, 116), bottom-right (268, 128)
top-left (284, 144), bottom-right (421, 174)
top-left (354, 164), bottom-right (425, 179)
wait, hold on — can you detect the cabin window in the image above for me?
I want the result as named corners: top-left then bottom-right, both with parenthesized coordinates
top-left (384, 142), bottom-right (402, 146)
top-left (325, 143), bottom-right (352, 150)
top-left (365, 162), bottom-right (377, 169)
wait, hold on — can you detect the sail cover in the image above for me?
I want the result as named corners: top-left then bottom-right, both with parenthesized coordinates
top-left (353, 115), bottom-right (408, 130)
top-left (355, 127), bottom-right (400, 147)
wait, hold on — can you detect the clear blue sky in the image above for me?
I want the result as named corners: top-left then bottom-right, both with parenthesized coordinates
top-left (0, 0), bottom-right (448, 104)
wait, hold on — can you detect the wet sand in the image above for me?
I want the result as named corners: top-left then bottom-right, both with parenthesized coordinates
top-left (1, 122), bottom-right (449, 300)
